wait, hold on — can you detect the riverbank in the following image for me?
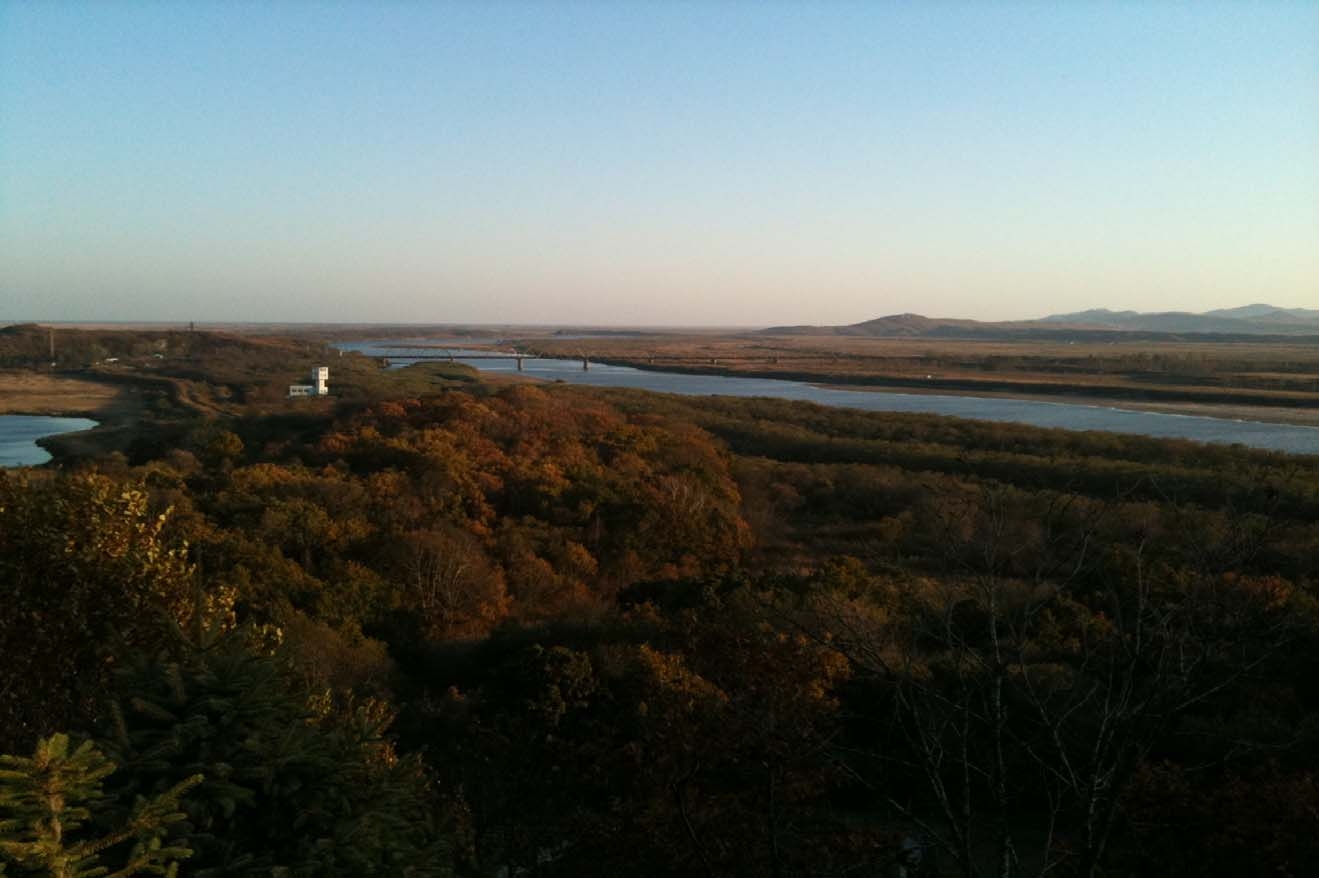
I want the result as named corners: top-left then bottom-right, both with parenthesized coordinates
top-left (809, 381), bottom-right (1319, 427)
top-left (0, 415), bottom-right (101, 467)
top-left (575, 358), bottom-right (1319, 428)
top-left (0, 372), bottom-right (151, 461)
top-left (345, 342), bottom-right (1319, 453)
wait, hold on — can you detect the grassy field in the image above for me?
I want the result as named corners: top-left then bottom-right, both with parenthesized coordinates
top-left (0, 372), bottom-right (130, 417)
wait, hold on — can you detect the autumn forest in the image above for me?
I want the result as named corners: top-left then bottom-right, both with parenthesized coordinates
top-left (3, 332), bottom-right (1319, 877)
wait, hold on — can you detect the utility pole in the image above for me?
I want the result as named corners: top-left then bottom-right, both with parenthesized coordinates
top-left (48, 327), bottom-right (55, 361)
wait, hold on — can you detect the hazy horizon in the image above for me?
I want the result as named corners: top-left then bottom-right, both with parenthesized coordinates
top-left (16, 304), bottom-right (1319, 334)
top-left (2, 2), bottom-right (1316, 325)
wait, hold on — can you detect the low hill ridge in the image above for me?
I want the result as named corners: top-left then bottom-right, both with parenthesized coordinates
top-left (763, 304), bottom-right (1319, 338)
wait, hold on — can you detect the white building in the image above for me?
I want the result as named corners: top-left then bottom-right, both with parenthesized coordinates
top-left (289, 366), bottom-right (329, 398)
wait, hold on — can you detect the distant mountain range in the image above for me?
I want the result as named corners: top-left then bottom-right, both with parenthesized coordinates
top-left (763, 305), bottom-right (1319, 339)
top-left (1038, 305), bottom-right (1319, 334)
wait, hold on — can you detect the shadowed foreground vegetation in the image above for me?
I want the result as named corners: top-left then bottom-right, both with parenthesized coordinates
top-left (3, 363), bottom-right (1319, 876)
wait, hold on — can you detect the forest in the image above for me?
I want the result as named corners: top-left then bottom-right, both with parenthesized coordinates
top-left (3, 349), bottom-right (1319, 877)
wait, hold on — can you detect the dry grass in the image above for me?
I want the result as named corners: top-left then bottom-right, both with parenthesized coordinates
top-left (0, 372), bottom-right (137, 417)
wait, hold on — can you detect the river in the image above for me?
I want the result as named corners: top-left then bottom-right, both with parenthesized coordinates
top-left (0, 415), bottom-right (99, 467)
top-left (337, 340), bottom-right (1319, 455)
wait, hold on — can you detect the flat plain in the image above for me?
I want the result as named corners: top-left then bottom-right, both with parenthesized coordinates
top-left (514, 332), bottom-right (1319, 424)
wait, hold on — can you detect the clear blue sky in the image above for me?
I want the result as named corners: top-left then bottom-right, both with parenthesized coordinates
top-left (2, 1), bottom-right (1316, 325)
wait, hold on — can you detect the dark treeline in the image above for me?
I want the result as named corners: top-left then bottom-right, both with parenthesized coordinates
top-left (2, 381), bottom-right (1318, 876)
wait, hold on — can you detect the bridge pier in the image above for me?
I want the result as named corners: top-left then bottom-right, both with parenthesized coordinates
top-left (516, 357), bottom-right (524, 372)
top-left (582, 356), bottom-right (590, 371)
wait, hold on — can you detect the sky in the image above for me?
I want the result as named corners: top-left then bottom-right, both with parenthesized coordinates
top-left (1, 2), bottom-right (1317, 326)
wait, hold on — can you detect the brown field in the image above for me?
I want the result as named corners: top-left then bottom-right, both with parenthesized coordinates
top-left (0, 372), bottom-right (140, 417)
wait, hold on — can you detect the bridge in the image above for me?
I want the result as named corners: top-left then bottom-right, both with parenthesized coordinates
top-left (379, 351), bottom-right (590, 371)
top-left (379, 349), bottom-right (842, 372)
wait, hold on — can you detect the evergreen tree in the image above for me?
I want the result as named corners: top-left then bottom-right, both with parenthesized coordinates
top-left (102, 626), bottom-right (451, 877)
top-left (0, 733), bottom-right (198, 878)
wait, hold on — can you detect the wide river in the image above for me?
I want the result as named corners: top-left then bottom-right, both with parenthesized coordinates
top-left (340, 340), bottom-right (1319, 455)
top-left (0, 415), bottom-right (98, 467)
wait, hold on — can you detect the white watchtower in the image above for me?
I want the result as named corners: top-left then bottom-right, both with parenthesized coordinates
top-left (311, 366), bottom-right (329, 396)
